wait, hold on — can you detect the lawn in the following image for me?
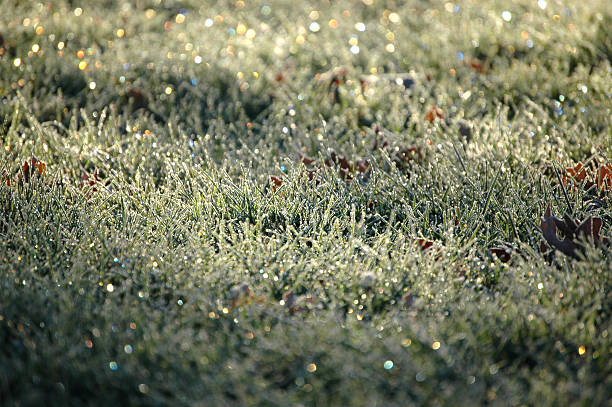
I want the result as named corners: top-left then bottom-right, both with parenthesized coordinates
top-left (1, 0), bottom-right (612, 405)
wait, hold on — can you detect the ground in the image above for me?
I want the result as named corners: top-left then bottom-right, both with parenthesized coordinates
top-left (1, 0), bottom-right (612, 405)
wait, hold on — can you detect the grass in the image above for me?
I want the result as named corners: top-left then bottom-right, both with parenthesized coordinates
top-left (1, 0), bottom-right (612, 405)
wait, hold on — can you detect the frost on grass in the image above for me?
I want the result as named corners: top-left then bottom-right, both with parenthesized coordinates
top-left (1, 0), bottom-right (612, 405)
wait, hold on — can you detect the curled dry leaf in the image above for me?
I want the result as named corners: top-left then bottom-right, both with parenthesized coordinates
top-left (81, 169), bottom-right (103, 194)
top-left (269, 126), bottom-right (426, 193)
top-left (355, 159), bottom-right (370, 173)
top-left (425, 106), bottom-right (443, 123)
top-left (22, 157), bottom-right (46, 183)
top-left (540, 203), bottom-right (608, 258)
top-left (270, 175), bottom-right (283, 192)
top-left (563, 162), bottom-right (588, 185)
top-left (595, 163), bottom-right (612, 190)
top-left (126, 88), bottom-right (149, 111)
top-left (324, 151), bottom-right (367, 180)
top-left (2, 157), bottom-right (47, 186)
top-left (316, 67), bottom-right (348, 85)
top-left (458, 120), bottom-right (472, 141)
top-left (268, 156), bottom-right (328, 194)
top-left (302, 150), bottom-right (370, 182)
top-left (372, 131), bottom-right (424, 171)
top-left (468, 59), bottom-right (486, 73)
top-left (562, 160), bottom-right (612, 193)
top-left (303, 168), bottom-right (318, 182)
top-left (415, 238), bottom-right (444, 262)
top-left (299, 154), bottom-right (317, 166)
top-left (316, 67), bottom-right (348, 105)
top-left (490, 247), bottom-right (512, 263)
top-left (416, 238), bottom-right (434, 251)
top-left (2, 170), bottom-right (11, 186)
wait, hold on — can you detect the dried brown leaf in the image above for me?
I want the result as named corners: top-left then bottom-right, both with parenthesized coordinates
top-left (540, 203), bottom-right (606, 258)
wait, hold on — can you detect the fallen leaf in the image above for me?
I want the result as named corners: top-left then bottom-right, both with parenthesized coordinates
top-left (270, 175), bottom-right (283, 192)
top-left (425, 106), bottom-right (443, 123)
top-left (596, 162), bottom-right (612, 191)
top-left (372, 132), bottom-right (424, 172)
top-left (81, 169), bottom-right (103, 193)
top-left (304, 168), bottom-right (318, 182)
top-left (299, 154), bottom-right (317, 166)
top-left (490, 247), bottom-right (512, 263)
top-left (540, 203), bottom-right (608, 258)
top-left (2, 170), bottom-right (11, 186)
top-left (562, 161), bottom-right (589, 189)
top-left (355, 159), bottom-right (370, 173)
top-left (458, 120), bottom-right (472, 141)
top-left (19, 157), bottom-right (46, 184)
top-left (317, 67), bottom-right (348, 104)
top-left (416, 238), bottom-right (434, 251)
top-left (126, 88), bottom-right (149, 111)
top-left (469, 59), bottom-right (486, 73)
top-left (561, 160), bottom-right (612, 193)
top-left (317, 150), bottom-right (371, 181)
